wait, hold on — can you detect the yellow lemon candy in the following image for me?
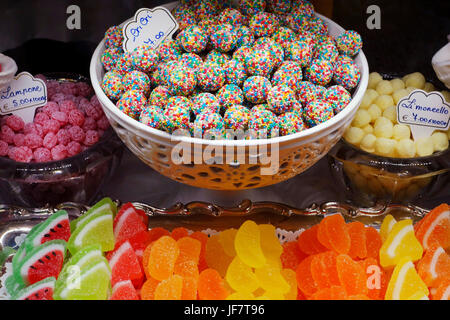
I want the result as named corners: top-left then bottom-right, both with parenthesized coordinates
top-left (393, 89), bottom-right (409, 105)
top-left (374, 95), bottom-right (395, 111)
top-left (362, 124), bottom-right (374, 134)
top-left (423, 82), bottom-right (435, 92)
top-left (367, 104), bottom-right (382, 121)
top-left (382, 105), bottom-right (397, 123)
top-left (235, 220), bottom-right (266, 268)
top-left (376, 80), bottom-right (394, 95)
top-left (390, 78), bottom-right (405, 91)
top-left (255, 263), bottom-right (290, 294)
top-left (407, 291), bottom-right (429, 300)
top-left (360, 134), bottom-right (377, 153)
top-left (380, 214), bottom-right (397, 243)
top-left (375, 138), bottom-right (396, 156)
top-left (259, 224), bottom-right (282, 262)
top-left (344, 127), bottom-right (365, 145)
top-left (219, 228), bottom-right (237, 257)
top-left (352, 109), bottom-right (372, 127)
top-left (281, 269), bottom-right (298, 300)
top-left (405, 72), bottom-right (425, 89)
top-left (225, 256), bottom-right (259, 293)
top-left (226, 291), bottom-right (255, 300)
top-left (396, 139), bottom-right (416, 158)
top-left (368, 72), bottom-right (383, 89)
top-left (374, 117), bottom-right (394, 138)
top-left (256, 291), bottom-right (285, 300)
top-left (415, 137), bottom-right (434, 157)
top-left (393, 124), bottom-right (410, 141)
top-left (431, 132), bottom-right (449, 152)
top-left (379, 219), bottom-right (423, 268)
top-left (385, 258), bottom-right (429, 300)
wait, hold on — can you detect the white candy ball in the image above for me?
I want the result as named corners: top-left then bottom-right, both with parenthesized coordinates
top-left (405, 72), bottom-right (425, 89)
top-left (360, 133), bottom-right (377, 153)
top-left (375, 137), bottom-right (396, 156)
top-left (368, 72), bottom-right (383, 89)
top-left (390, 78), bottom-right (405, 91)
top-left (393, 124), bottom-right (411, 140)
top-left (415, 137), bottom-right (434, 157)
top-left (396, 139), bottom-right (416, 158)
top-left (344, 126), bottom-right (365, 145)
top-left (376, 80), bottom-right (394, 95)
top-left (368, 104), bottom-right (382, 121)
top-left (352, 109), bottom-right (372, 127)
top-left (393, 89), bottom-right (409, 105)
top-left (374, 94), bottom-right (394, 111)
top-left (431, 132), bottom-right (449, 152)
top-left (383, 105), bottom-right (397, 123)
top-left (374, 117), bottom-right (394, 138)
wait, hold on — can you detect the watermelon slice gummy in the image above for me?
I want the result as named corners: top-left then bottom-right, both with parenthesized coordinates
top-left (68, 210), bottom-right (115, 254)
top-left (12, 277), bottom-right (56, 300)
top-left (70, 197), bottom-right (117, 231)
top-left (113, 204), bottom-right (148, 245)
top-left (25, 210), bottom-right (70, 251)
top-left (115, 203), bottom-right (148, 227)
top-left (110, 280), bottom-right (139, 300)
top-left (14, 240), bottom-right (66, 286)
top-left (107, 241), bottom-right (144, 289)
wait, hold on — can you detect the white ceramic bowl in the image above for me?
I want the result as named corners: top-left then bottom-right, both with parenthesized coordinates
top-left (90, 3), bottom-right (369, 190)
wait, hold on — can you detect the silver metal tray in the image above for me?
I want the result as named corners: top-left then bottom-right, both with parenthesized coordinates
top-left (0, 200), bottom-right (429, 251)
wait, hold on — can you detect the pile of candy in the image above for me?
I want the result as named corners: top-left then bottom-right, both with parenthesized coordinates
top-left (2, 197), bottom-right (448, 300)
top-left (100, 0), bottom-right (363, 139)
top-left (0, 76), bottom-right (110, 163)
top-left (344, 72), bottom-right (450, 158)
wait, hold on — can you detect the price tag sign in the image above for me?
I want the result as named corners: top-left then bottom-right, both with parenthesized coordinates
top-left (397, 90), bottom-right (450, 140)
top-left (0, 72), bottom-right (47, 123)
top-left (122, 7), bottom-right (179, 53)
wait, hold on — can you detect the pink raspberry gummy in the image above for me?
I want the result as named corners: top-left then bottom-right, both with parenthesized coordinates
top-left (78, 99), bottom-right (91, 114)
top-left (33, 147), bottom-right (52, 162)
top-left (59, 100), bottom-right (77, 113)
top-left (0, 140), bottom-right (8, 156)
top-left (34, 112), bottom-right (50, 125)
top-left (51, 111), bottom-right (69, 126)
top-left (10, 146), bottom-right (33, 163)
top-left (43, 132), bottom-right (58, 149)
top-left (85, 105), bottom-right (103, 120)
top-left (90, 95), bottom-right (101, 107)
top-left (13, 133), bottom-right (25, 147)
top-left (96, 115), bottom-right (110, 130)
top-left (68, 126), bottom-right (85, 142)
top-left (42, 119), bottom-right (61, 135)
top-left (77, 82), bottom-right (93, 97)
top-left (24, 133), bottom-right (43, 149)
top-left (56, 129), bottom-right (71, 145)
top-left (67, 141), bottom-right (82, 157)
top-left (1, 125), bottom-right (15, 144)
top-left (51, 93), bottom-right (66, 104)
top-left (83, 130), bottom-right (99, 146)
top-left (42, 102), bottom-right (60, 116)
top-left (24, 123), bottom-right (44, 138)
top-left (5, 115), bottom-right (25, 132)
top-left (51, 144), bottom-right (68, 161)
top-left (68, 109), bottom-right (85, 127)
top-left (60, 82), bottom-right (79, 95)
top-left (82, 117), bottom-right (97, 131)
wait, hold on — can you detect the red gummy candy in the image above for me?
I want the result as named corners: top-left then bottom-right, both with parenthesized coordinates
top-left (59, 100), bottom-right (77, 113)
top-left (24, 133), bottom-right (43, 149)
top-left (0, 140), bottom-right (8, 156)
top-left (67, 141), bottom-right (81, 157)
top-left (68, 109), bottom-right (85, 127)
top-left (33, 148), bottom-right (52, 163)
top-left (13, 133), bottom-right (25, 147)
top-left (6, 115), bottom-right (24, 132)
top-left (42, 119), bottom-right (61, 135)
top-left (51, 144), bottom-right (68, 161)
top-left (10, 146), bottom-right (33, 163)
top-left (51, 111), bottom-right (69, 126)
top-left (86, 105), bottom-right (103, 120)
top-left (83, 130), bottom-right (99, 146)
top-left (56, 129), bottom-right (71, 146)
top-left (1, 125), bottom-right (15, 144)
top-left (42, 102), bottom-right (60, 116)
top-left (68, 126), bottom-right (85, 142)
top-left (97, 115), bottom-right (110, 130)
top-left (43, 132), bottom-right (58, 149)
top-left (82, 117), bottom-right (97, 131)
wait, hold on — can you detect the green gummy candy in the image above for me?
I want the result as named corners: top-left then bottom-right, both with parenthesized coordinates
top-left (0, 247), bottom-right (16, 267)
top-left (67, 211), bottom-right (114, 255)
top-left (4, 275), bottom-right (24, 297)
top-left (70, 198), bottom-right (117, 231)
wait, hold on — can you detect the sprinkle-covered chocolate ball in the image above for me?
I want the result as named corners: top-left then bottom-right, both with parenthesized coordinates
top-left (243, 76), bottom-right (273, 104)
top-left (116, 90), bottom-right (147, 120)
top-left (303, 99), bottom-right (334, 127)
top-left (267, 85), bottom-right (296, 114)
top-left (278, 111), bottom-right (306, 136)
top-left (335, 30), bottom-right (363, 57)
top-left (139, 106), bottom-right (165, 129)
top-left (102, 71), bottom-right (124, 101)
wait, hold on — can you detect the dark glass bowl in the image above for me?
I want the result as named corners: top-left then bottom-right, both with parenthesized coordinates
top-left (328, 139), bottom-right (450, 207)
top-left (0, 74), bottom-right (124, 207)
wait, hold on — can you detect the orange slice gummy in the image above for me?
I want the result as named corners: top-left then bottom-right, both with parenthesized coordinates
top-left (359, 257), bottom-right (387, 300)
top-left (281, 241), bottom-right (307, 270)
top-left (365, 226), bottom-right (382, 260)
top-left (379, 219), bottom-right (423, 268)
top-left (432, 278), bottom-right (450, 300)
top-left (177, 236), bottom-right (201, 265)
top-left (205, 235), bottom-right (233, 277)
top-left (142, 242), bottom-right (153, 279)
top-left (281, 268), bottom-right (298, 300)
top-left (310, 286), bottom-right (347, 300)
top-left (415, 204), bottom-right (450, 251)
top-left (189, 231), bottom-right (208, 272)
top-left (171, 227), bottom-right (189, 241)
top-left (336, 254), bottom-right (368, 296)
top-left (218, 228), bottom-right (237, 257)
top-left (385, 258), bottom-right (429, 300)
top-left (198, 269), bottom-right (229, 300)
top-left (296, 255), bottom-right (318, 297)
top-left (174, 260), bottom-right (199, 280)
top-left (317, 214), bottom-right (351, 254)
top-left (140, 276), bottom-right (160, 300)
top-left (148, 236), bottom-right (180, 281)
top-left (346, 294), bottom-right (371, 300)
top-left (181, 276), bottom-right (198, 300)
top-left (148, 227), bottom-right (170, 242)
top-left (347, 222), bottom-right (368, 259)
top-left (297, 225), bottom-right (327, 255)
top-left (154, 275), bottom-right (183, 300)
top-left (417, 246), bottom-right (450, 288)
top-left (310, 251), bottom-right (340, 289)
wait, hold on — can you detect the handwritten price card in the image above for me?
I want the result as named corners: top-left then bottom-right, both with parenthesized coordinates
top-left (122, 7), bottom-right (179, 52)
top-left (0, 72), bottom-right (47, 123)
top-left (397, 90), bottom-right (450, 140)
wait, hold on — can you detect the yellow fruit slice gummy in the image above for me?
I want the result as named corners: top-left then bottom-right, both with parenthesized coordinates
top-left (225, 256), bottom-right (259, 293)
top-left (259, 224), bottom-right (283, 262)
top-left (385, 258), bottom-right (429, 300)
top-left (226, 291), bottom-right (255, 300)
top-left (281, 268), bottom-right (298, 300)
top-left (218, 228), bottom-right (237, 257)
top-left (380, 214), bottom-right (397, 243)
top-left (255, 262), bottom-right (290, 294)
top-left (235, 221), bottom-right (266, 268)
top-left (380, 219), bottom-right (423, 268)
